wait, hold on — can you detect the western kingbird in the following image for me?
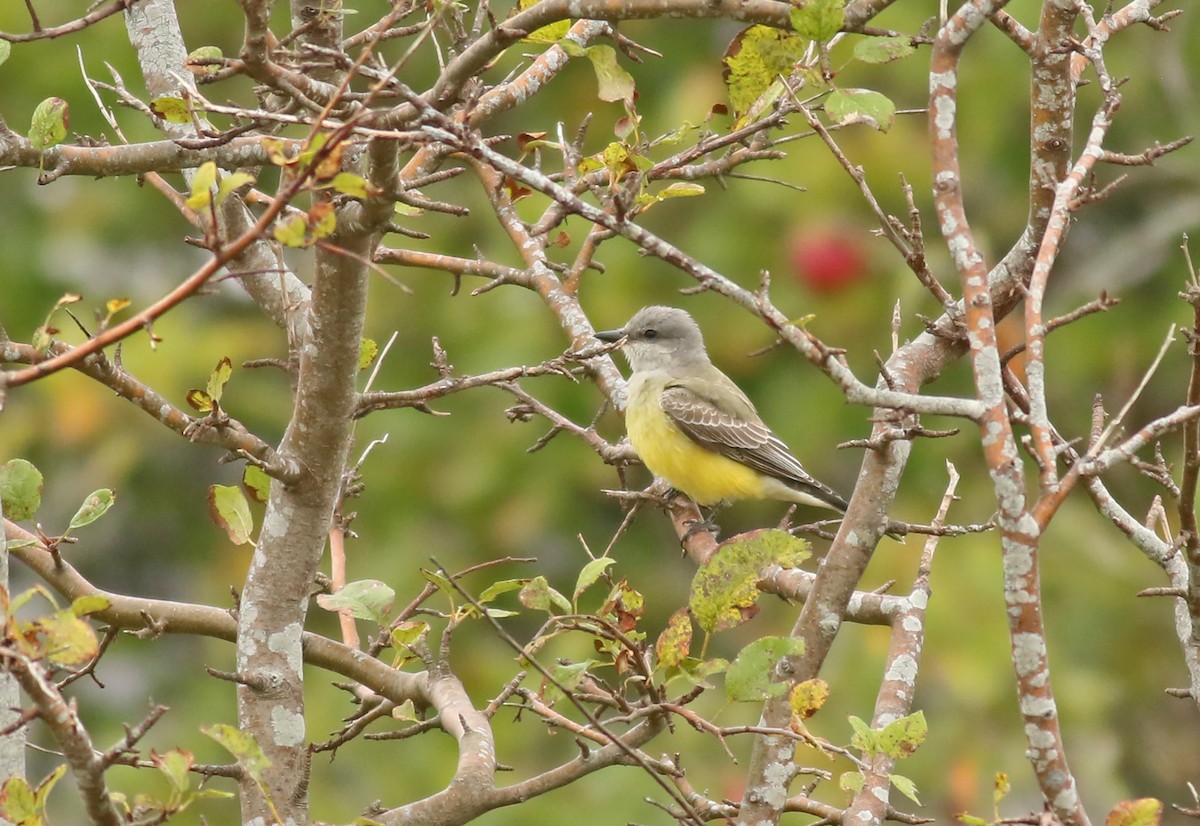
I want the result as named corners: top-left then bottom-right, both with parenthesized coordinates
top-left (596, 306), bottom-right (849, 514)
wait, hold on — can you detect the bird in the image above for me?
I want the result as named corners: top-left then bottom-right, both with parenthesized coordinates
top-left (595, 305), bottom-right (850, 518)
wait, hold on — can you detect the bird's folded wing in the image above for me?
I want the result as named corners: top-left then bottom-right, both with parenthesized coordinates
top-left (660, 383), bottom-right (841, 502)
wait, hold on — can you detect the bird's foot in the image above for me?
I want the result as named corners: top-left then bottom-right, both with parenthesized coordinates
top-left (681, 515), bottom-right (721, 544)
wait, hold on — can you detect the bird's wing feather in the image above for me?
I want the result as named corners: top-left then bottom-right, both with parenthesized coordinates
top-left (660, 382), bottom-right (848, 510)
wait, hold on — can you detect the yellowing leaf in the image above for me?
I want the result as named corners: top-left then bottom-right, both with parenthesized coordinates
top-left (41, 608), bottom-right (100, 666)
top-left (152, 748), bottom-right (194, 794)
top-left (309, 202), bottom-right (337, 239)
top-left (722, 26), bottom-right (808, 121)
top-left (583, 45), bottom-right (635, 103)
top-left (519, 0), bottom-right (572, 43)
top-left (330, 172), bottom-right (373, 199)
top-left (215, 171), bottom-right (255, 205)
top-left (185, 388), bottom-right (214, 413)
top-left (358, 337), bottom-right (379, 371)
top-left (273, 213), bottom-right (309, 247)
top-left (105, 297), bottom-right (131, 316)
top-left (207, 484), bottom-right (254, 545)
top-left (1106, 798), bottom-right (1163, 826)
top-left (150, 95), bottom-right (191, 123)
top-left (29, 97), bottom-right (70, 150)
top-left (654, 607), bottom-right (692, 670)
top-left (201, 724), bottom-right (270, 782)
top-left (690, 529), bottom-right (810, 633)
top-left (242, 464), bottom-right (271, 504)
top-left (0, 776), bottom-right (37, 824)
top-left (788, 677), bottom-right (829, 719)
top-left (186, 161), bottom-right (218, 209)
top-left (206, 357), bottom-right (233, 405)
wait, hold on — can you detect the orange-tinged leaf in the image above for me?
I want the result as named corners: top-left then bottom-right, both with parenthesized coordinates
top-left (40, 609), bottom-right (100, 666)
top-left (186, 388), bottom-right (214, 412)
top-left (1106, 798), bottom-right (1163, 826)
top-left (241, 464), bottom-right (271, 504)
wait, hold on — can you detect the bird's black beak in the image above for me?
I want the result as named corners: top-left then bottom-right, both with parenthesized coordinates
top-left (594, 328), bottom-right (625, 345)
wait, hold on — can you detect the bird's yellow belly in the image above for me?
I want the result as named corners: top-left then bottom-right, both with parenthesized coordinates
top-left (626, 386), bottom-right (765, 506)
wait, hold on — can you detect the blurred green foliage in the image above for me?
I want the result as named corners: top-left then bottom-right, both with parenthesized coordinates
top-left (2, 1), bottom-right (1199, 824)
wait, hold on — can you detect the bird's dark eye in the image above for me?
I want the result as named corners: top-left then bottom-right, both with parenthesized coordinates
top-left (643, 328), bottom-right (658, 339)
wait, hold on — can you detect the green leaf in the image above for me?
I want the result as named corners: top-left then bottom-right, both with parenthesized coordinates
top-left (519, 575), bottom-right (571, 614)
top-left (583, 45), bottom-right (635, 103)
top-left (956, 816), bottom-right (991, 826)
top-left (790, 0), bottom-right (845, 41)
top-left (890, 773), bottom-right (921, 805)
top-left (1106, 798), bottom-right (1163, 826)
top-left (722, 26), bottom-right (808, 121)
top-left (185, 45), bottom-right (223, 76)
top-left (201, 724), bottom-right (271, 782)
top-left (824, 88), bottom-right (896, 131)
top-left (67, 489), bottom-right (115, 532)
top-left (725, 635), bottom-right (805, 701)
top-left (478, 578), bottom-right (527, 603)
top-left (852, 35), bottom-right (916, 64)
top-left (29, 97), bottom-right (70, 150)
top-left (207, 484), bottom-right (254, 545)
top-left (877, 710), bottom-right (927, 758)
top-left (654, 607), bottom-right (692, 670)
top-left (206, 357), bottom-right (233, 405)
top-left (358, 337), bottom-right (379, 371)
top-left (315, 579), bottom-right (396, 624)
top-left (215, 171), bottom-right (255, 205)
top-left (0, 458), bottom-right (44, 521)
top-left (573, 557), bottom-right (616, 601)
top-left (673, 656), bottom-right (728, 689)
top-left (839, 770), bottom-right (864, 795)
top-left (0, 41), bottom-right (11, 67)
top-left (150, 95), bottom-right (192, 124)
top-left (242, 464), bottom-right (271, 504)
top-left (690, 529), bottom-right (811, 633)
top-left (186, 161), bottom-right (218, 209)
top-left (848, 714), bottom-right (877, 752)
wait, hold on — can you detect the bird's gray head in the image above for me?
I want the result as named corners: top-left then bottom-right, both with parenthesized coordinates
top-left (595, 306), bottom-right (709, 373)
